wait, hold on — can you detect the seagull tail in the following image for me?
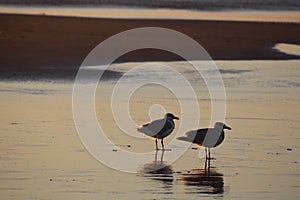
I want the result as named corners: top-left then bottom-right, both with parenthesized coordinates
top-left (137, 127), bottom-right (156, 137)
top-left (177, 131), bottom-right (197, 143)
top-left (177, 136), bottom-right (189, 142)
top-left (137, 127), bottom-right (143, 132)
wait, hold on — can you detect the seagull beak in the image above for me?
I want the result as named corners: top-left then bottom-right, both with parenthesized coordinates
top-left (224, 125), bottom-right (232, 130)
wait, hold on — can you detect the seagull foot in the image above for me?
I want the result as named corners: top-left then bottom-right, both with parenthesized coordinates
top-left (155, 148), bottom-right (172, 151)
top-left (205, 157), bottom-right (216, 160)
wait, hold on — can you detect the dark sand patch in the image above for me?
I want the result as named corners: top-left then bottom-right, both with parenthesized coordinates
top-left (0, 13), bottom-right (300, 80)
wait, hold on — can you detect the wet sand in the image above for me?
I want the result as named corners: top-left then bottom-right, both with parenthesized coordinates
top-left (0, 60), bottom-right (299, 199)
top-left (0, 13), bottom-right (300, 80)
top-left (2, 6), bottom-right (300, 22)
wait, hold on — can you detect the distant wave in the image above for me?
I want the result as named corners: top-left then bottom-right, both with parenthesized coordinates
top-left (1, 0), bottom-right (300, 11)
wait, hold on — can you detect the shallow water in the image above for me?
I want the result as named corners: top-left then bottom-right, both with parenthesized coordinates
top-left (0, 60), bottom-right (300, 199)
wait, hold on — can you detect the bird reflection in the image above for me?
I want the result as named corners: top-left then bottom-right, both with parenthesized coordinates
top-left (139, 151), bottom-right (225, 196)
top-left (181, 165), bottom-right (224, 195)
top-left (182, 159), bottom-right (224, 195)
top-left (139, 150), bottom-right (173, 184)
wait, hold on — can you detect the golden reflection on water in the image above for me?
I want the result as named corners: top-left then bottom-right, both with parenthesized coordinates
top-left (181, 167), bottom-right (224, 195)
top-left (0, 60), bottom-right (299, 199)
top-left (139, 150), bottom-right (225, 196)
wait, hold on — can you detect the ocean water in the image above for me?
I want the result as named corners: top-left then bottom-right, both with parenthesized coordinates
top-left (1, 0), bottom-right (300, 11)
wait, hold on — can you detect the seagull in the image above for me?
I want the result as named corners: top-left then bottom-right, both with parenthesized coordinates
top-left (177, 122), bottom-right (231, 160)
top-left (137, 113), bottom-right (179, 150)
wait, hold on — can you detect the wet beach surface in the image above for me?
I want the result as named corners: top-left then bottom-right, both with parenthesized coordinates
top-left (1, 60), bottom-right (299, 199)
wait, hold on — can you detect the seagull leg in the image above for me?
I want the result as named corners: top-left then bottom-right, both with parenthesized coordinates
top-left (208, 148), bottom-right (211, 160)
top-left (161, 139), bottom-right (165, 150)
top-left (205, 148), bottom-right (208, 160)
top-left (161, 149), bottom-right (165, 164)
top-left (154, 149), bottom-right (158, 162)
top-left (207, 158), bottom-right (211, 171)
top-left (155, 139), bottom-right (158, 150)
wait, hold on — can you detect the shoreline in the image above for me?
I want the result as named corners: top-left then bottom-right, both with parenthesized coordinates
top-left (0, 13), bottom-right (300, 80)
top-left (1, 6), bottom-right (300, 22)
top-left (0, 0), bottom-right (299, 11)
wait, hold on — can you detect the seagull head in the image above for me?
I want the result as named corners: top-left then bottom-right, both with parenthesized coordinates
top-left (165, 113), bottom-right (179, 120)
top-left (215, 122), bottom-right (232, 130)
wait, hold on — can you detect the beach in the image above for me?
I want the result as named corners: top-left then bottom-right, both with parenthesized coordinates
top-left (1, 60), bottom-right (300, 199)
top-left (0, 10), bottom-right (300, 200)
top-left (0, 13), bottom-right (300, 80)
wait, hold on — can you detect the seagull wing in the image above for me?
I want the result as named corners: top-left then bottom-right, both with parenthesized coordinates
top-left (156, 119), bottom-right (174, 137)
top-left (137, 118), bottom-right (167, 137)
top-left (201, 128), bottom-right (224, 147)
top-left (179, 128), bottom-right (223, 148)
top-left (188, 128), bottom-right (208, 145)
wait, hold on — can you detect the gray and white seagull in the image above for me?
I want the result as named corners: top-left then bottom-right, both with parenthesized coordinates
top-left (177, 122), bottom-right (231, 160)
top-left (137, 113), bottom-right (179, 150)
